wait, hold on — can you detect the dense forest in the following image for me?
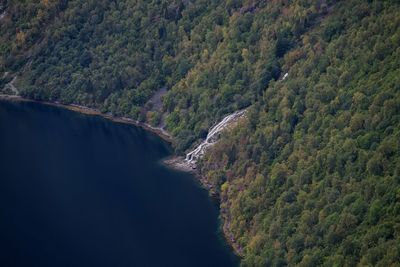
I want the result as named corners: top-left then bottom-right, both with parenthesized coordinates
top-left (1, 0), bottom-right (399, 266)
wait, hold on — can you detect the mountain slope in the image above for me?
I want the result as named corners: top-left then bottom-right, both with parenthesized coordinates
top-left (1, 0), bottom-right (400, 266)
top-left (200, 2), bottom-right (400, 265)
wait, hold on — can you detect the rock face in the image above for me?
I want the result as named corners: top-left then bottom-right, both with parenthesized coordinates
top-left (185, 110), bottom-right (246, 166)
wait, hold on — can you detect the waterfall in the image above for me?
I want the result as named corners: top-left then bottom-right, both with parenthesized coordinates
top-left (5, 76), bottom-right (18, 95)
top-left (185, 110), bottom-right (246, 165)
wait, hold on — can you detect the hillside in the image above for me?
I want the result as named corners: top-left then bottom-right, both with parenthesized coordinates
top-left (1, 0), bottom-right (400, 266)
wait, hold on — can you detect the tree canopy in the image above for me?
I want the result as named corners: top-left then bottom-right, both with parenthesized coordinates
top-left (1, 0), bottom-right (400, 266)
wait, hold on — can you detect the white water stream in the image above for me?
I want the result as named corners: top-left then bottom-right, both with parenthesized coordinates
top-left (185, 110), bottom-right (246, 165)
top-left (4, 76), bottom-right (19, 95)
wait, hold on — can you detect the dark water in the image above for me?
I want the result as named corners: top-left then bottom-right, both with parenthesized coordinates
top-left (0, 100), bottom-right (237, 267)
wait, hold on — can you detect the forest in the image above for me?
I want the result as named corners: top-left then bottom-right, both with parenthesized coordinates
top-left (1, 0), bottom-right (399, 266)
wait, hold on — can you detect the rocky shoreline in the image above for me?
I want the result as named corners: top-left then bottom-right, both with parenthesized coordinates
top-left (162, 156), bottom-right (218, 195)
top-left (162, 156), bottom-right (196, 172)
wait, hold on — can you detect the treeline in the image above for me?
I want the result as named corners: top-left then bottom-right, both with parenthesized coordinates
top-left (1, 0), bottom-right (400, 266)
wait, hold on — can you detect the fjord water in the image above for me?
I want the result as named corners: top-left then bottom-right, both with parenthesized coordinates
top-left (0, 100), bottom-right (237, 267)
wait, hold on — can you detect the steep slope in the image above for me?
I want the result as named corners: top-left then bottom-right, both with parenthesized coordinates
top-left (200, 2), bottom-right (400, 266)
top-left (1, 0), bottom-right (400, 266)
top-left (1, 0), bottom-right (223, 116)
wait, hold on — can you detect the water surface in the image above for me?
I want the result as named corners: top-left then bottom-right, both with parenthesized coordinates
top-left (0, 100), bottom-right (237, 267)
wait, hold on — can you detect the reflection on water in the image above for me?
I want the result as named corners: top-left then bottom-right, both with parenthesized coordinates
top-left (0, 100), bottom-right (237, 267)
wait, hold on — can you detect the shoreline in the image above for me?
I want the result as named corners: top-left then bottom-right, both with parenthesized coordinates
top-left (0, 93), bottom-right (244, 259)
top-left (0, 94), bottom-right (174, 144)
top-left (162, 156), bottom-right (196, 173)
top-left (162, 156), bottom-right (244, 258)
